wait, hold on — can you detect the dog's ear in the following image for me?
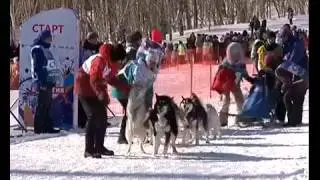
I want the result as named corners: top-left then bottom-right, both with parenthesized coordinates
top-left (171, 96), bottom-right (174, 100)
top-left (181, 96), bottom-right (185, 100)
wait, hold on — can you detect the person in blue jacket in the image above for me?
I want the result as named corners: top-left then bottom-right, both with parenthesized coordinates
top-left (276, 25), bottom-right (309, 127)
top-left (31, 30), bottom-right (60, 134)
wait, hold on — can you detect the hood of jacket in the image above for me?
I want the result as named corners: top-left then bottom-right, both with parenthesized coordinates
top-left (32, 30), bottom-right (52, 48)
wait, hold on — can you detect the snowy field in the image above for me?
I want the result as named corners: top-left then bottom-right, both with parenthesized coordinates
top-left (10, 15), bottom-right (309, 179)
top-left (10, 93), bottom-right (309, 180)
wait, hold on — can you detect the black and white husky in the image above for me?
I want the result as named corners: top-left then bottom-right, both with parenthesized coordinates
top-left (180, 93), bottom-right (221, 145)
top-left (146, 94), bottom-right (179, 156)
top-left (125, 85), bottom-right (149, 155)
top-left (205, 104), bottom-right (222, 139)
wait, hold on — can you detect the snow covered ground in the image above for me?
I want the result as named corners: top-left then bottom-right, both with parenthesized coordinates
top-left (10, 15), bottom-right (309, 179)
top-left (10, 92), bottom-right (309, 180)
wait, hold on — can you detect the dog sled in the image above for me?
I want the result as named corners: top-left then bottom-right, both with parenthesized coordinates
top-left (239, 72), bottom-right (279, 127)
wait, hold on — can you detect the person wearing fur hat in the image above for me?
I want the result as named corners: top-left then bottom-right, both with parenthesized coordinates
top-left (75, 43), bottom-right (128, 158)
top-left (275, 25), bottom-right (308, 127)
top-left (31, 30), bottom-right (60, 134)
top-left (215, 42), bottom-right (255, 127)
top-left (111, 31), bottom-right (142, 144)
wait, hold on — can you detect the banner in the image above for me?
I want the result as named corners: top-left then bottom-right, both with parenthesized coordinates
top-left (19, 8), bottom-right (79, 129)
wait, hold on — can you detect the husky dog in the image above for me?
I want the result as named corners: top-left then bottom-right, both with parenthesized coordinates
top-left (172, 102), bottom-right (190, 144)
top-left (147, 94), bottom-right (179, 156)
top-left (180, 93), bottom-right (210, 145)
top-left (205, 104), bottom-right (222, 139)
top-left (125, 85), bottom-right (149, 155)
top-left (124, 46), bottom-right (163, 155)
top-left (144, 98), bottom-right (189, 146)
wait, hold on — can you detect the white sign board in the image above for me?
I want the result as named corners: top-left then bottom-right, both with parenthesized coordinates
top-left (19, 8), bottom-right (79, 129)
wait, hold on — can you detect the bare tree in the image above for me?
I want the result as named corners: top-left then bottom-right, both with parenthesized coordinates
top-left (10, 0), bottom-right (308, 43)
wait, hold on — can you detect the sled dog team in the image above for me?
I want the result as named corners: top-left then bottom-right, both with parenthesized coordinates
top-left (126, 91), bottom-right (221, 156)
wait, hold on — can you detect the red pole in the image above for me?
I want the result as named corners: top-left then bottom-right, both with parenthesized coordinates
top-left (190, 52), bottom-right (194, 95)
top-left (209, 63), bottom-right (212, 98)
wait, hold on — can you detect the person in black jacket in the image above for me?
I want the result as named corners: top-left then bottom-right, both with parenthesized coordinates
top-left (31, 30), bottom-right (60, 134)
top-left (288, 7), bottom-right (294, 25)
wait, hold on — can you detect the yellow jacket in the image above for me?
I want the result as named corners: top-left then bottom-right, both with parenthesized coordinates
top-left (257, 46), bottom-right (267, 70)
top-left (257, 45), bottom-right (282, 70)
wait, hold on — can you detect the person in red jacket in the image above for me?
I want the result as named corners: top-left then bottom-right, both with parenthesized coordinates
top-left (75, 43), bottom-right (128, 158)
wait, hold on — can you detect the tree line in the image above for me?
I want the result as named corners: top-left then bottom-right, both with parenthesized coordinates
top-left (10, 0), bottom-right (308, 43)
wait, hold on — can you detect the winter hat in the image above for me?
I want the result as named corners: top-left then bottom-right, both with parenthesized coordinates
top-left (86, 32), bottom-right (98, 40)
top-left (151, 29), bottom-right (163, 44)
top-left (110, 43), bottom-right (126, 62)
top-left (32, 30), bottom-right (52, 47)
top-left (40, 30), bottom-right (52, 41)
top-left (226, 42), bottom-right (244, 64)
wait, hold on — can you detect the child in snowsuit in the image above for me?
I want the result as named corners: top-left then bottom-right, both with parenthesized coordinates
top-left (213, 42), bottom-right (255, 127)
